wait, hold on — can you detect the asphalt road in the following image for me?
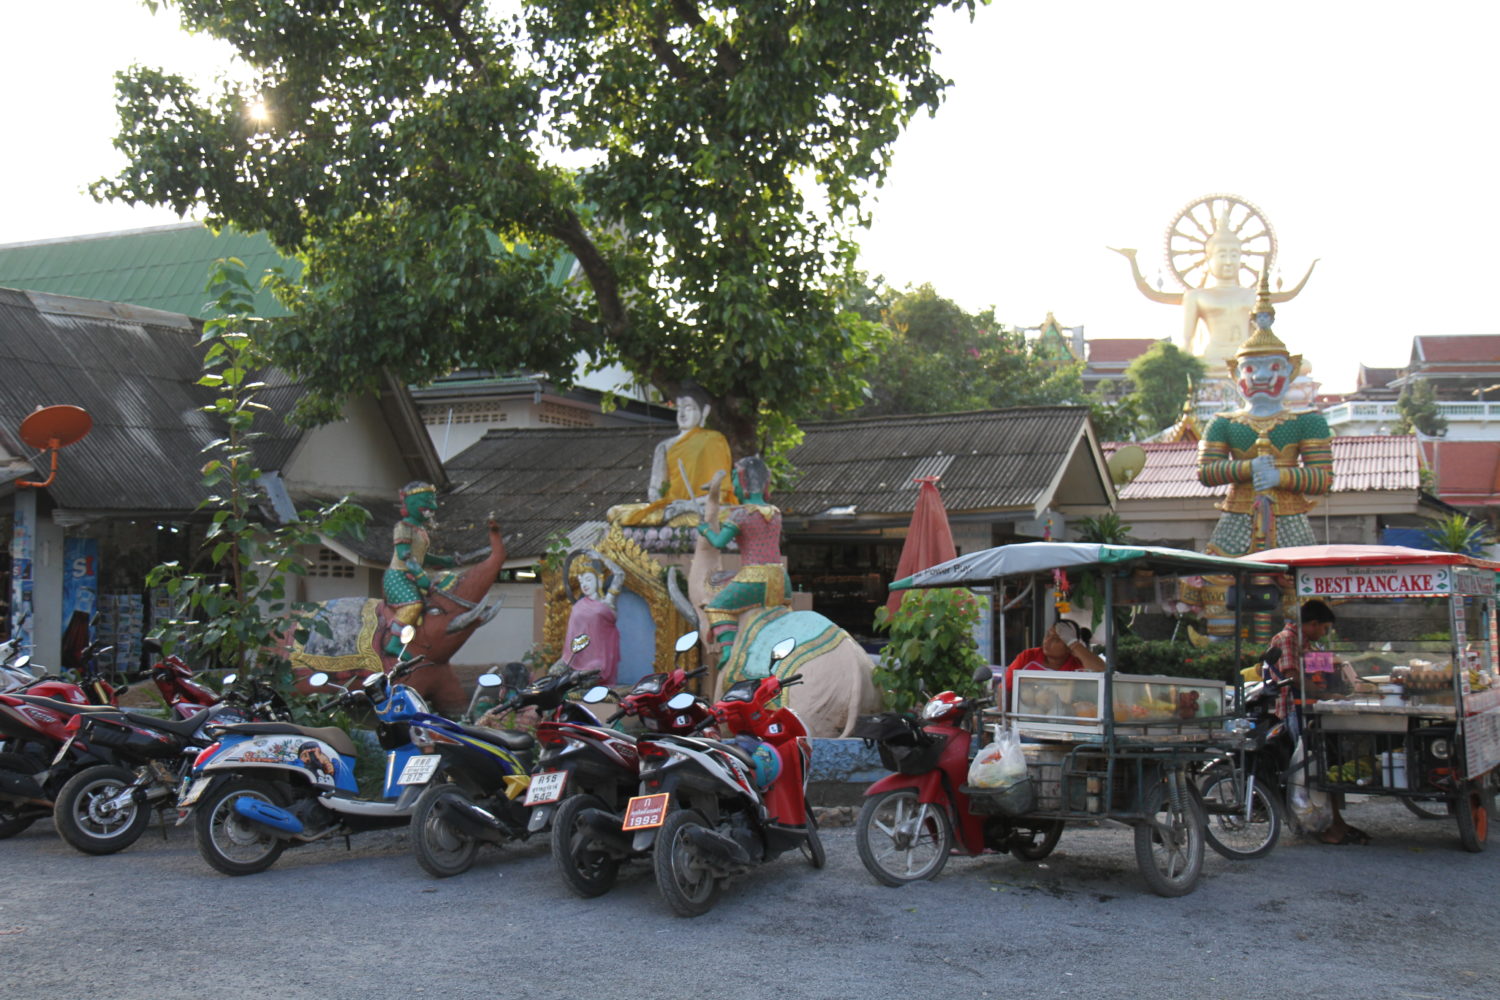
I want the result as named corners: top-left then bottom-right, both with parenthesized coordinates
top-left (1, 798), bottom-right (1492, 1000)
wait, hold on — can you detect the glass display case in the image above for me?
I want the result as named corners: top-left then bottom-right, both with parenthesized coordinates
top-left (1010, 669), bottom-right (1225, 737)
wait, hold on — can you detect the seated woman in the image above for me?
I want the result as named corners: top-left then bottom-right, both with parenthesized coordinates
top-left (1001, 619), bottom-right (1106, 712)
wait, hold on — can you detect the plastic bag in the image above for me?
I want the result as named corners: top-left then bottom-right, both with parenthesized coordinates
top-left (969, 727), bottom-right (1028, 789)
top-left (1287, 735), bottom-right (1333, 833)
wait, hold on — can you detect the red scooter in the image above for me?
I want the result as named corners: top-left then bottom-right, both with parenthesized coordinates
top-left (623, 638), bottom-right (824, 917)
top-left (853, 670), bottom-right (1063, 886)
top-left (534, 631), bottom-right (720, 897)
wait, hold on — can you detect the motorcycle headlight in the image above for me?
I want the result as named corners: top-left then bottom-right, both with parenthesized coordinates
top-left (1428, 737), bottom-right (1452, 761)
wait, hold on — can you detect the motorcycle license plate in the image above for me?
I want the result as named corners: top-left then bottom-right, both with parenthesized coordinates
top-left (621, 793), bottom-right (670, 832)
top-left (178, 777), bottom-right (209, 808)
top-left (397, 754), bottom-right (442, 786)
top-left (524, 770), bottom-right (567, 806)
top-left (51, 736), bottom-right (76, 766)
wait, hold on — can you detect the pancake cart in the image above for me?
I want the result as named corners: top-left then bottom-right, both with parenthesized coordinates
top-left (890, 542), bottom-right (1283, 896)
top-left (1246, 544), bottom-right (1500, 851)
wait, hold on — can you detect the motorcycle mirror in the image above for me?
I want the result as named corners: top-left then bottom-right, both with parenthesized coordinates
top-left (476, 673), bottom-right (503, 688)
top-left (770, 637), bottom-right (796, 663)
top-left (13, 655), bottom-right (29, 670)
top-left (308, 672), bottom-right (330, 688)
top-left (571, 634), bottom-right (590, 653)
top-left (363, 671), bottom-right (385, 689)
top-left (972, 665), bottom-right (996, 685)
top-left (222, 672), bottom-right (238, 686)
top-left (674, 630), bottom-right (700, 653)
top-left (666, 692), bottom-right (696, 710)
top-left (398, 624), bottom-right (417, 646)
top-left (582, 684), bottom-right (610, 703)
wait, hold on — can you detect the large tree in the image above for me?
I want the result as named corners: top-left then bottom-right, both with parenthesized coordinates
top-left (95, 0), bottom-right (978, 457)
top-left (1124, 341), bottom-right (1206, 435)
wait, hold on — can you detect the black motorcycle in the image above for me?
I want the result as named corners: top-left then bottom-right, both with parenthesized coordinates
top-left (1195, 647), bottom-right (1292, 860)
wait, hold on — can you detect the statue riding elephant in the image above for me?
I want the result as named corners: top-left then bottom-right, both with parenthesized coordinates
top-left (290, 517), bottom-right (506, 715)
top-left (668, 462), bottom-right (879, 738)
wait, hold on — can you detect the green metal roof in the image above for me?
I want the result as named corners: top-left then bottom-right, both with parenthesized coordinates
top-left (0, 223), bottom-right (295, 318)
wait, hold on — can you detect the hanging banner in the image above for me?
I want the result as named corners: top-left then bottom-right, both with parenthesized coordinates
top-left (61, 538), bottom-right (99, 671)
top-left (1296, 565), bottom-right (1451, 599)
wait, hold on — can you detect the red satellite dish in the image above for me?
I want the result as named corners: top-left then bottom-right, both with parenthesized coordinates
top-left (16, 404), bottom-right (92, 489)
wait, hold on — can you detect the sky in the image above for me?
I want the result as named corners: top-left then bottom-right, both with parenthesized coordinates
top-left (3, 1), bottom-right (1498, 394)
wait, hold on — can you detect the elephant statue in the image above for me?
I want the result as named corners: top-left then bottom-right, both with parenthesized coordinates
top-left (290, 518), bottom-right (506, 716)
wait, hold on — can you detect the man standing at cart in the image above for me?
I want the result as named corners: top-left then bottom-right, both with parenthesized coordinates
top-left (1267, 600), bottom-right (1370, 845)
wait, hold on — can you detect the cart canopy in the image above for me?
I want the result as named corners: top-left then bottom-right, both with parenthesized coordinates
top-left (1240, 544), bottom-right (1500, 572)
top-left (891, 541), bottom-right (1286, 591)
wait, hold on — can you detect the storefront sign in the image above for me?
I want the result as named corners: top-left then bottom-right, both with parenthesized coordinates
top-left (1297, 565), bottom-right (1450, 598)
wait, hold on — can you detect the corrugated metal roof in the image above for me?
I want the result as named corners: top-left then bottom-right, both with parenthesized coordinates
top-left (1103, 435), bottom-right (1420, 501)
top-left (440, 407), bottom-right (1104, 560)
top-left (0, 287), bottom-right (303, 513)
top-left (0, 224), bottom-right (293, 319)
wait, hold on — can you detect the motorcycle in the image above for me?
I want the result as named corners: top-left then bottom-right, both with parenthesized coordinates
top-left (538, 630), bottom-right (719, 897)
top-left (853, 667), bottom-right (1064, 886)
top-left (1195, 645), bottom-right (1291, 860)
top-left (406, 664), bottom-right (605, 878)
top-left (50, 674), bottom-right (289, 855)
top-left (622, 637), bottom-right (824, 917)
top-left (177, 639), bottom-right (438, 876)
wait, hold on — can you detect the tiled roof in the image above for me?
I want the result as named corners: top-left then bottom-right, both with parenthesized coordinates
top-left (1103, 435), bottom-right (1420, 501)
top-left (1420, 441), bottom-right (1500, 506)
top-left (0, 287), bottom-right (302, 513)
top-left (1412, 335), bottom-right (1500, 365)
top-left (0, 224), bottom-right (293, 319)
top-left (1087, 338), bottom-right (1163, 364)
top-left (442, 407), bottom-right (1105, 559)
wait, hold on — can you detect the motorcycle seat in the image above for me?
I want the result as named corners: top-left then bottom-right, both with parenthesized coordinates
top-left (8, 695), bottom-right (120, 717)
top-left (457, 724), bottom-right (534, 751)
top-left (214, 722), bottom-right (358, 757)
top-left (120, 708), bottom-right (211, 739)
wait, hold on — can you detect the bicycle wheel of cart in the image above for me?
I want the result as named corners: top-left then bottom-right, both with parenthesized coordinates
top-left (855, 789), bottom-right (952, 886)
top-left (1134, 775), bottom-right (1206, 897)
top-left (654, 809), bottom-right (721, 917)
top-left (1008, 820), bottom-right (1064, 861)
top-left (1197, 764), bottom-right (1282, 861)
top-left (1455, 784), bottom-right (1490, 853)
top-left (1402, 797), bottom-right (1450, 820)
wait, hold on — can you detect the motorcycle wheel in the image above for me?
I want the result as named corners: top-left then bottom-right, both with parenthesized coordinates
top-left (551, 793), bottom-right (621, 898)
top-left (54, 765), bottom-right (151, 855)
top-left (654, 809), bottom-right (722, 917)
top-left (0, 751), bottom-right (44, 839)
top-left (412, 781), bottom-right (484, 878)
top-left (194, 778), bottom-right (289, 876)
top-left (1197, 763), bottom-right (1282, 861)
top-left (1455, 784), bottom-right (1490, 853)
top-left (800, 809), bottom-right (827, 869)
top-left (1134, 775), bottom-right (1206, 897)
top-left (1009, 820), bottom-right (1064, 861)
top-left (855, 788), bottom-right (952, 887)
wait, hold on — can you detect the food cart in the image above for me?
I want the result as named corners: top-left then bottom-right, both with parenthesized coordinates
top-left (890, 542), bottom-right (1283, 896)
top-left (1244, 544), bottom-right (1500, 851)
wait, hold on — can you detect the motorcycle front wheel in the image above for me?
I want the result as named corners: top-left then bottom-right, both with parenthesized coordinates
top-left (654, 809), bottom-right (722, 917)
top-left (194, 778), bottom-right (289, 876)
top-left (412, 782), bottom-right (483, 878)
top-left (855, 788), bottom-right (952, 887)
top-left (0, 751), bottom-right (44, 839)
top-left (551, 793), bottom-right (622, 898)
top-left (1197, 763), bottom-right (1283, 861)
top-left (54, 765), bottom-right (151, 855)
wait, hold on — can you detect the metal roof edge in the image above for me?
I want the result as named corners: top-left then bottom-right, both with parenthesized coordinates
top-left (0, 221), bottom-right (205, 251)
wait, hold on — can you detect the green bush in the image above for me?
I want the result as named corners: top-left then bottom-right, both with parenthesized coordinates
top-left (1111, 636), bottom-right (1257, 683)
top-left (872, 589), bottom-right (987, 712)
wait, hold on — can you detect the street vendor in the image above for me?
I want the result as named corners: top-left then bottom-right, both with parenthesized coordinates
top-left (1001, 619), bottom-right (1106, 709)
top-left (1267, 599), bottom-right (1370, 846)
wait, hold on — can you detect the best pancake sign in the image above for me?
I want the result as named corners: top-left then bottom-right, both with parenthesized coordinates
top-left (1297, 565), bottom-right (1451, 598)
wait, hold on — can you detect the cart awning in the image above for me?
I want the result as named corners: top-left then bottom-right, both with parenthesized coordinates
top-left (1240, 544), bottom-right (1500, 572)
top-left (890, 542), bottom-right (1286, 590)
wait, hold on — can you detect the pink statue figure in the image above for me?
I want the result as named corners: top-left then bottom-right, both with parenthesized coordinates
top-left (562, 548), bottom-right (624, 685)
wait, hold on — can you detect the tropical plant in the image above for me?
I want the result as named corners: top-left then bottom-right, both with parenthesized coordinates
top-left (872, 588), bottom-right (987, 712)
top-left (1394, 380), bottom-right (1448, 437)
top-left (146, 259), bottom-right (369, 686)
top-left (1423, 513), bottom-right (1492, 555)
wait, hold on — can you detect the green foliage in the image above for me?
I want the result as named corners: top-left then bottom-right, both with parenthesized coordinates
top-left (1124, 342), bottom-right (1206, 434)
top-left (1423, 513), bottom-right (1491, 555)
top-left (872, 588), bottom-right (986, 712)
top-left (146, 258), bottom-right (369, 687)
top-left (1394, 380), bottom-right (1449, 437)
top-left (1074, 513), bottom-right (1133, 545)
top-left (853, 283), bottom-right (1092, 417)
top-left (1111, 636), bottom-right (1255, 683)
top-left (95, 0), bottom-right (982, 459)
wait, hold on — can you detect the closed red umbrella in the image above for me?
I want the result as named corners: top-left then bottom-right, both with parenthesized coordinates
top-left (886, 476), bottom-right (958, 616)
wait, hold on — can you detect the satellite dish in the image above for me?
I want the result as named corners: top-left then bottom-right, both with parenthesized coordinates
top-left (1107, 444), bottom-right (1147, 487)
top-left (16, 405), bottom-right (92, 489)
